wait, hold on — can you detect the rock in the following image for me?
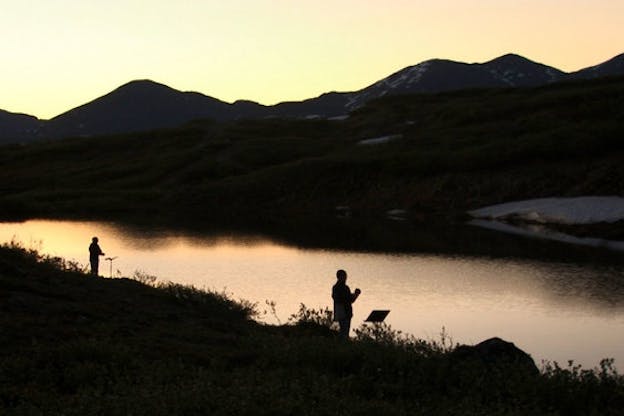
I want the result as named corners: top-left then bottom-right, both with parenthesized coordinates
top-left (451, 337), bottom-right (539, 374)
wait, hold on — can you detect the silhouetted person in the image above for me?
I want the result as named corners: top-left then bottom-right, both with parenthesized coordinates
top-left (332, 269), bottom-right (361, 338)
top-left (89, 237), bottom-right (105, 276)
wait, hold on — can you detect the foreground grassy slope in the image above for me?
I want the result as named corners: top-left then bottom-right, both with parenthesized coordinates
top-left (0, 77), bottom-right (623, 223)
top-left (2, 243), bottom-right (623, 415)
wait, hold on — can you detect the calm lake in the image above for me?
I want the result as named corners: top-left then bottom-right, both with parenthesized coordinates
top-left (2, 219), bottom-right (624, 370)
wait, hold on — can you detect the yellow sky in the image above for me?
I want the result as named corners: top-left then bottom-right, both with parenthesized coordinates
top-left (1, 0), bottom-right (622, 119)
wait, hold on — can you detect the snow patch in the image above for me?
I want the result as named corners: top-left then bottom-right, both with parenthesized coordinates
top-left (346, 62), bottom-right (430, 111)
top-left (386, 62), bottom-right (430, 90)
top-left (357, 134), bottom-right (403, 146)
top-left (327, 115), bottom-right (349, 121)
top-left (468, 196), bottom-right (624, 225)
top-left (467, 196), bottom-right (624, 252)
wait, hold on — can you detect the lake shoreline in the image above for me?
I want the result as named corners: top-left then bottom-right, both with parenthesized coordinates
top-left (4, 210), bottom-right (624, 267)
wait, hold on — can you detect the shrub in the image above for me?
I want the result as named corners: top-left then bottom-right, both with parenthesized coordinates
top-left (288, 303), bottom-right (335, 328)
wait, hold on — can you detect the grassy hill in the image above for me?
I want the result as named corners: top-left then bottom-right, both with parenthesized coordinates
top-left (2, 242), bottom-right (623, 415)
top-left (0, 76), bottom-right (623, 227)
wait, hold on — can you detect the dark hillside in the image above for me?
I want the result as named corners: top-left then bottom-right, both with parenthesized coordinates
top-left (569, 53), bottom-right (624, 80)
top-left (0, 110), bottom-right (42, 144)
top-left (173, 76), bottom-right (624, 221)
top-left (0, 77), bottom-right (623, 225)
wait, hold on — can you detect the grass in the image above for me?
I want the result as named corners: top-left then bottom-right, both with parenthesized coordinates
top-left (1, 243), bottom-right (623, 415)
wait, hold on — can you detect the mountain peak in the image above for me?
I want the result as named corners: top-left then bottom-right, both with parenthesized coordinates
top-left (120, 79), bottom-right (167, 87)
top-left (484, 54), bottom-right (544, 68)
top-left (114, 79), bottom-right (176, 94)
top-left (489, 53), bottom-right (530, 63)
top-left (481, 54), bottom-right (565, 86)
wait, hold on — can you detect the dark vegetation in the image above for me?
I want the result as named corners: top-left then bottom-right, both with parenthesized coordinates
top-left (2, 243), bottom-right (623, 415)
top-left (0, 76), bottom-right (623, 229)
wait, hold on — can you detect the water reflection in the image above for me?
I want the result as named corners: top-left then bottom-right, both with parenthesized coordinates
top-left (2, 219), bottom-right (624, 369)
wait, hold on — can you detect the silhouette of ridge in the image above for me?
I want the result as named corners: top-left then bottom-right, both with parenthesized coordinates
top-left (1, 51), bottom-right (624, 143)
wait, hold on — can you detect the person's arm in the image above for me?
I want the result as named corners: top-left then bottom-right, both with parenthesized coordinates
top-left (352, 288), bottom-right (361, 303)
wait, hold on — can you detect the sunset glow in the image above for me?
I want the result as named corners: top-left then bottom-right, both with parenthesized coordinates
top-left (1, 0), bottom-right (622, 119)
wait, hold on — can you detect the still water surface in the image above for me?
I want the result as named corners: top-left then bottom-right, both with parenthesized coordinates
top-left (2, 219), bottom-right (624, 369)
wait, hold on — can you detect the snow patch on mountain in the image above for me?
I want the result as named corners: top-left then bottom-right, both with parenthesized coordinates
top-left (345, 62), bottom-right (431, 110)
top-left (385, 62), bottom-right (431, 90)
top-left (491, 69), bottom-right (529, 86)
top-left (545, 68), bottom-right (561, 82)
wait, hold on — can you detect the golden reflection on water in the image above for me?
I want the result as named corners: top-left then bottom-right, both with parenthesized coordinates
top-left (2, 219), bottom-right (624, 369)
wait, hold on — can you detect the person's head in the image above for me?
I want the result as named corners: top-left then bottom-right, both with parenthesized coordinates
top-left (92, 237), bottom-right (99, 243)
top-left (336, 269), bottom-right (347, 282)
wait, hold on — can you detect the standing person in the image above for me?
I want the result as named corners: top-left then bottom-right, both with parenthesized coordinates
top-left (89, 237), bottom-right (105, 276)
top-left (332, 269), bottom-right (361, 338)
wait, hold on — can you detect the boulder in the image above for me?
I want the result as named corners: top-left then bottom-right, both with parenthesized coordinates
top-left (451, 337), bottom-right (539, 374)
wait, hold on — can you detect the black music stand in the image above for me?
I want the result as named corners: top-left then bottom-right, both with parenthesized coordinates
top-left (364, 310), bottom-right (390, 323)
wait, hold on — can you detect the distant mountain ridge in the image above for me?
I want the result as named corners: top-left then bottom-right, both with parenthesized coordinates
top-left (344, 54), bottom-right (567, 110)
top-left (1, 52), bottom-right (623, 143)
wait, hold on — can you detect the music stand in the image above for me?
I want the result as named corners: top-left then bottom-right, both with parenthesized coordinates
top-left (364, 310), bottom-right (390, 323)
top-left (105, 256), bottom-right (118, 278)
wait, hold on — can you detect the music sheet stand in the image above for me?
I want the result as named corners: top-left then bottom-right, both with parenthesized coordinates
top-left (364, 310), bottom-right (390, 323)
